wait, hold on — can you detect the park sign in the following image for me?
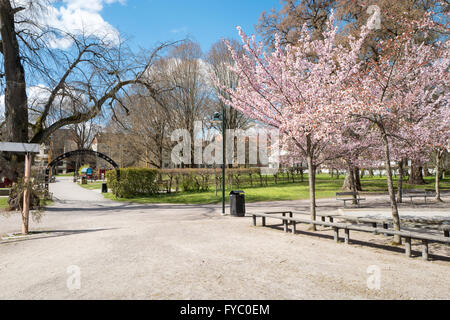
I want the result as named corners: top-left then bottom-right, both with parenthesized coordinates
top-left (0, 142), bottom-right (40, 153)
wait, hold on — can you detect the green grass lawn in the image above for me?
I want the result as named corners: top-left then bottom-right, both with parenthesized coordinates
top-left (78, 182), bottom-right (104, 190)
top-left (55, 173), bottom-right (75, 177)
top-left (104, 174), bottom-right (449, 205)
top-left (0, 197), bottom-right (8, 209)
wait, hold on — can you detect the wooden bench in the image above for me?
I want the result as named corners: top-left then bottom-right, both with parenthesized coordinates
top-left (335, 215), bottom-right (450, 238)
top-left (263, 211), bottom-right (338, 223)
top-left (251, 212), bottom-right (450, 261)
top-left (335, 192), bottom-right (366, 208)
top-left (402, 189), bottom-right (435, 204)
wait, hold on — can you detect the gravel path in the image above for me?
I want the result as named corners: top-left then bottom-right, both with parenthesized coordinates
top-left (0, 178), bottom-right (449, 299)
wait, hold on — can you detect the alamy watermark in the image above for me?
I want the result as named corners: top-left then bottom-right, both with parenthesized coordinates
top-left (67, 265), bottom-right (81, 291)
top-left (171, 121), bottom-right (280, 174)
top-left (366, 5), bottom-right (381, 30)
top-left (366, 265), bottom-right (381, 290)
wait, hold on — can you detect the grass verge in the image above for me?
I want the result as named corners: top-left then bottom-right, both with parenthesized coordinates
top-left (103, 175), bottom-right (449, 205)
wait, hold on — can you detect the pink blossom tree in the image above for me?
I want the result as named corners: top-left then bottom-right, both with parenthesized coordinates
top-left (340, 19), bottom-right (449, 243)
top-left (216, 15), bottom-right (368, 229)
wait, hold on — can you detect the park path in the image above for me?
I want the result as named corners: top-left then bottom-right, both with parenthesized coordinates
top-left (0, 177), bottom-right (449, 299)
top-left (50, 177), bottom-right (113, 203)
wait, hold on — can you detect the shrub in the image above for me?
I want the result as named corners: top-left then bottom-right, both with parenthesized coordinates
top-left (107, 168), bottom-right (159, 198)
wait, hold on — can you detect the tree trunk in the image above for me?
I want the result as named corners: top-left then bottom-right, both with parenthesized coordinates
top-left (408, 159), bottom-right (425, 185)
top-left (368, 169), bottom-right (374, 177)
top-left (307, 156), bottom-right (317, 231)
top-left (0, 1), bottom-right (29, 181)
top-left (346, 163), bottom-right (358, 204)
top-left (396, 159), bottom-right (404, 203)
top-left (306, 136), bottom-right (316, 231)
top-left (343, 167), bottom-right (361, 192)
top-left (435, 150), bottom-right (442, 202)
top-left (353, 167), bottom-right (362, 191)
top-left (342, 170), bottom-right (352, 190)
top-left (381, 132), bottom-right (401, 245)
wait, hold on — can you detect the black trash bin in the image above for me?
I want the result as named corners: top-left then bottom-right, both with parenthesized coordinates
top-left (229, 190), bottom-right (245, 217)
top-left (101, 183), bottom-right (108, 193)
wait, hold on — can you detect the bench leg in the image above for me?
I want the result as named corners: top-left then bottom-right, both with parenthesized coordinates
top-left (252, 215), bottom-right (257, 226)
top-left (344, 229), bottom-right (350, 245)
top-left (262, 217), bottom-right (266, 227)
top-left (383, 223), bottom-right (388, 236)
top-left (292, 222), bottom-right (296, 234)
top-left (283, 220), bottom-right (288, 233)
top-left (321, 216), bottom-right (325, 222)
top-left (372, 222), bottom-right (377, 235)
top-left (422, 240), bottom-right (429, 261)
top-left (405, 237), bottom-right (412, 257)
top-left (329, 217), bottom-right (334, 223)
top-left (333, 227), bottom-right (339, 243)
top-left (444, 230), bottom-right (449, 238)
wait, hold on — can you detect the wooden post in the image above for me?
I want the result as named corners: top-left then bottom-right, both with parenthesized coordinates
top-left (22, 153), bottom-right (32, 235)
top-left (333, 227), bottom-right (339, 243)
top-left (344, 229), bottom-right (350, 244)
top-left (405, 237), bottom-right (411, 257)
top-left (421, 240), bottom-right (429, 261)
top-left (292, 221), bottom-right (296, 234)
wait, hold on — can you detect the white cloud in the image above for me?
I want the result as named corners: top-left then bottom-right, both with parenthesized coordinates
top-left (14, 0), bottom-right (126, 49)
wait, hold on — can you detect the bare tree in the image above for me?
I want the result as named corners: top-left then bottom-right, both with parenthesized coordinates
top-left (207, 39), bottom-right (251, 131)
top-left (114, 84), bottom-right (176, 169)
top-left (256, 0), bottom-right (336, 47)
top-left (0, 0), bottom-right (176, 180)
top-left (162, 41), bottom-right (213, 167)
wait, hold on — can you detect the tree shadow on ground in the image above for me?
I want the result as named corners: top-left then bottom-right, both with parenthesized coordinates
top-left (0, 228), bottom-right (117, 244)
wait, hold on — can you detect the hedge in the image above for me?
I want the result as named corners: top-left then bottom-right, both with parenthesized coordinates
top-left (107, 168), bottom-right (159, 198)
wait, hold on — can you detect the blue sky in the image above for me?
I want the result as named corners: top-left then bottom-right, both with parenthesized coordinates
top-left (101, 0), bottom-right (282, 52)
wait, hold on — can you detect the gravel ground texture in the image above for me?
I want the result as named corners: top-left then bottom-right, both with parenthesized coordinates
top-left (0, 177), bottom-right (449, 299)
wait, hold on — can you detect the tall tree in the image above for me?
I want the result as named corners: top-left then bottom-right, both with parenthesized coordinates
top-left (341, 17), bottom-right (448, 243)
top-left (207, 39), bottom-right (251, 131)
top-left (0, 0), bottom-right (175, 181)
top-left (217, 15), bottom-right (367, 229)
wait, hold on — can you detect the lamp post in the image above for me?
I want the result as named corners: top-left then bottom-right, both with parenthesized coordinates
top-left (213, 109), bottom-right (226, 214)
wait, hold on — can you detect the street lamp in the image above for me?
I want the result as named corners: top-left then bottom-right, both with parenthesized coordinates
top-left (212, 109), bottom-right (226, 214)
